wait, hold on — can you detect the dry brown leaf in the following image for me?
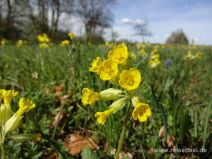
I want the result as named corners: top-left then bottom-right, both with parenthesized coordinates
top-left (50, 110), bottom-right (66, 128)
top-left (159, 126), bottom-right (165, 138)
top-left (64, 133), bottom-right (99, 155)
top-left (54, 84), bottom-right (64, 97)
top-left (31, 72), bottom-right (38, 80)
top-left (166, 135), bottom-right (175, 148)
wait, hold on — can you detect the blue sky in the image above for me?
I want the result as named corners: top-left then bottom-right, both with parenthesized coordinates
top-left (108, 0), bottom-right (212, 45)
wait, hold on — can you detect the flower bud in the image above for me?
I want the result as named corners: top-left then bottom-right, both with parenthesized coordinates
top-left (0, 104), bottom-right (12, 125)
top-left (108, 97), bottom-right (127, 113)
top-left (4, 114), bottom-right (22, 134)
top-left (99, 88), bottom-right (125, 101)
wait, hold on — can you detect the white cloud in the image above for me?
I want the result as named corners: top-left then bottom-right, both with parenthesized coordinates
top-left (119, 18), bottom-right (145, 25)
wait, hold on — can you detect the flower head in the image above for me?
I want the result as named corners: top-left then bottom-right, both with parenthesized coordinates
top-left (149, 53), bottom-right (160, 68)
top-left (2, 90), bottom-right (18, 105)
top-left (16, 98), bottom-right (36, 117)
top-left (95, 109), bottom-right (113, 125)
top-left (16, 40), bottom-right (24, 48)
top-left (108, 43), bottom-right (128, 65)
top-left (60, 40), bottom-right (70, 47)
top-left (37, 33), bottom-right (50, 43)
top-left (165, 58), bottom-right (173, 68)
top-left (81, 88), bottom-right (100, 106)
top-left (89, 56), bottom-right (103, 73)
top-left (68, 32), bottom-right (75, 39)
top-left (119, 68), bottom-right (142, 91)
top-left (39, 43), bottom-right (49, 48)
top-left (98, 59), bottom-right (119, 81)
top-left (132, 102), bottom-right (151, 122)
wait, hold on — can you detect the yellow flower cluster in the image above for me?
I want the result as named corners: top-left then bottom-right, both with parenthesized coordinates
top-left (149, 47), bottom-right (160, 68)
top-left (60, 40), bottom-right (70, 47)
top-left (0, 38), bottom-right (7, 46)
top-left (81, 43), bottom-right (152, 125)
top-left (16, 39), bottom-right (26, 48)
top-left (0, 89), bottom-right (35, 144)
top-left (37, 33), bottom-right (50, 48)
top-left (185, 50), bottom-right (203, 60)
top-left (68, 32), bottom-right (75, 39)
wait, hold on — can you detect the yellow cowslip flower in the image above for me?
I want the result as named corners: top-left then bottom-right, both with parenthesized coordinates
top-left (98, 59), bottom-right (119, 81)
top-left (132, 101), bottom-right (151, 122)
top-left (149, 53), bottom-right (160, 68)
top-left (2, 90), bottom-right (18, 105)
top-left (16, 98), bottom-right (36, 117)
top-left (130, 52), bottom-right (137, 61)
top-left (68, 32), bottom-right (75, 39)
top-left (149, 57), bottom-right (160, 68)
top-left (37, 33), bottom-right (50, 43)
top-left (139, 48), bottom-right (147, 57)
top-left (16, 40), bottom-right (23, 47)
top-left (39, 43), bottom-right (49, 48)
top-left (119, 68), bottom-right (142, 91)
top-left (95, 109), bottom-right (113, 125)
top-left (108, 43), bottom-right (129, 65)
top-left (95, 97), bottom-right (127, 125)
top-left (0, 38), bottom-right (7, 46)
top-left (81, 88), bottom-right (100, 106)
top-left (195, 52), bottom-right (203, 59)
top-left (89, 56), bottom-right (103, 73)
top-left (60, 40), bottom-right (70, 47)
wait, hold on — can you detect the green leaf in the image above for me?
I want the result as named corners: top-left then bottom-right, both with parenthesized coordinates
top-left (81, 147), bottom-right (98, 159)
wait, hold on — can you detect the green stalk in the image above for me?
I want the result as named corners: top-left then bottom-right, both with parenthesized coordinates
top-left (202, 103), bottom-right (211, 149)
top-left (115, 103), bottom-right (131, 159)
top-left (1, 144), bottom-right (5, 159)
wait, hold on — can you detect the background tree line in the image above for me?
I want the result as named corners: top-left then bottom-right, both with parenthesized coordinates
top-left (0, 0), bottom-right (115, 42)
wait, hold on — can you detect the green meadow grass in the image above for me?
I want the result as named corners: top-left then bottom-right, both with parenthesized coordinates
top-left (0, 43), bottom-right (211, 158)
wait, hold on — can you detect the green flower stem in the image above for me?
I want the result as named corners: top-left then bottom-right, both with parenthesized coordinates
top-left (1, 144), bottom-right (5, 159)
top-left (115, 103), bottom-right (131, 159)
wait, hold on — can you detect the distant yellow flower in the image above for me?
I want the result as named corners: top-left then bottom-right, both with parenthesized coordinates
top-left (16, 40), bottom-right (24, 47)
top-left (0, 38), bottom-right (7, 46)
top-left (16, 98), bottom-right (36, 117)
top-left (139, 48), bottom-right (147, 57)
top-left (37, 33), bottom-right (50, 43)
top-left (130, 52), bottom-right (137, 61)
top-left (98, 59), bottom-right (119, 81)
top-left (95, 109), bottom-right (113, 125)
top-left (39, 43), bottom-right (48, 48)
top-left (68, 32), bottom-right (75, 39)
top-left (132, 102), bottom-right (151, 122)
top-left (149, 53), bottom-right (160, 68)
top-left (119, 68), bottom-right (142, 91)
top-left (149, 57), bottom-right (160, 68)
top-left (2, 90), bottom-right (18, 105)
top-left (195, 52), bottom-right (203, 59)
top-left (108, 43), bottom-right (129, 65)
top-left (81, 88), bottom-right (100, 106)
top-left (60, 40), bottom-right (69, 47)
top-left (89, 56), bottom-right (103, 73)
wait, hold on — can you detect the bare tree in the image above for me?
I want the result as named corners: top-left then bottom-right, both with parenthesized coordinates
top-left (75, 0), bottom-right (115, 41)
top-left (133, 20), bottom-right (151, 42)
